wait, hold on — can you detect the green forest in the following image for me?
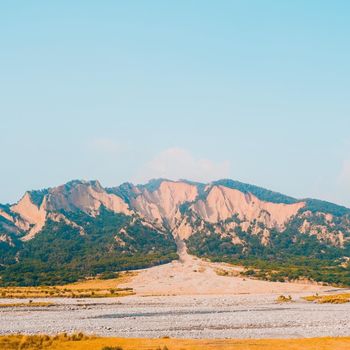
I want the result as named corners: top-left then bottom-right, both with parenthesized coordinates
top-left (186, 221), bottom-right (350, 286)
top-left (0, 209), bottom-right (177, 286)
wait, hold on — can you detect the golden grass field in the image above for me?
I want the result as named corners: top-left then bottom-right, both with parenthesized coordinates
top-left (303, 293), bottom-right (350, 304)
top-left (0, 301), bottom-right (54, 308)
top-left (0, 272), bottom-right (136, 299)
top-left (0, 334), bottom-right (350, 350)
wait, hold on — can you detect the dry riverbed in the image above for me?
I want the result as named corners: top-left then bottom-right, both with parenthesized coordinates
top-left (1, 293), bottom-right (349, 339)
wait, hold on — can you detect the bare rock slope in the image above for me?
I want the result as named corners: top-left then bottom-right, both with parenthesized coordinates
top-left (1, 178), bottom-right (349, 287)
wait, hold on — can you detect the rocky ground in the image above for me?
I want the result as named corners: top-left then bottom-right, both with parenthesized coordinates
top-left (0, 293), bottom-right (349, 339)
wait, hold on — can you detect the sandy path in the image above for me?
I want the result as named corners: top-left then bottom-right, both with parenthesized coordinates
top-left (120, 238), bottom-right (330, 296)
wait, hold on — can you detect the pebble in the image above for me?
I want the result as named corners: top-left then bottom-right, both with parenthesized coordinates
top-left (0, 294), bottom-right (349, 338)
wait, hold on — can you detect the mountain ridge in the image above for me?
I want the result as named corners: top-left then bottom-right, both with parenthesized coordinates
top-left (6, 177), bottom-right (349, 212)
top-left (0, 178), bottom-right (349, 286)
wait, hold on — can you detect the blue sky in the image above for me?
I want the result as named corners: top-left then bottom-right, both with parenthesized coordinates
top-left (1, 1), bottom-right (350, 206)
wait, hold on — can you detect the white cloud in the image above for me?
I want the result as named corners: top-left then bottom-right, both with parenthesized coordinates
top-left (134, 147), bottom-right (230, 183)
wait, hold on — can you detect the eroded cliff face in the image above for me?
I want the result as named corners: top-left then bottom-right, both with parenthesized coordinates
top-left (10, 192), bottom-right (47, 240)
top-left (299, 211), bottom-right (350, 247)
top-left (45, 180), bottom-right (131, 216)
top-left (124, 182), bottom-right (305, 242)
top-left (122, 181), bottom-right (349, 248)
top-left (191, 185), bottom-right (305, 230)
top-left (1, 180), bottom-right (132, 241)
top-left (131, 180), bottom-right (198, 228)
top-left (1, 179), bottom-right (349, 250)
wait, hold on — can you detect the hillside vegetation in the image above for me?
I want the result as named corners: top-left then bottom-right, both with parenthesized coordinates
top-left (187, 216), bottom-right (350, 286)
top-left (1, 178), bottom-right (349, 287)
top-left (0, 209), bottom-right (177, 286)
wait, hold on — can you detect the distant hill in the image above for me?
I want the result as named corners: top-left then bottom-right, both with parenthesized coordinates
top-left (0, 178), bottom-right (349, 286)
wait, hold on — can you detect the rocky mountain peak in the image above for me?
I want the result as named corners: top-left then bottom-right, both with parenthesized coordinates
top-left (1, 178), bottom-right (350, 248)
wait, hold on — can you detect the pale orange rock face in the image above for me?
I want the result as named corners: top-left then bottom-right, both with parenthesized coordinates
top-left (46, 181), bottom-right (131, 216)
top-left (11, 193), bottom-right (47, 240)
top-left (132, 181), bottom-right (198, 228)
top-left (0, 209), bottom-right (14, 223)
top-left (128, 182), bottom-right (306, 242)
top-left (8, 181), bottom-right (132, 241)
top-left (191, 185), bottom-right (305, 230)
top-left (4, 179), bottom-right (347, 247)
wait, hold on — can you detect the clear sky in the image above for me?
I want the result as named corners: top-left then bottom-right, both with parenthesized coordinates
top-left (1, 1), bottom-right (349, 207)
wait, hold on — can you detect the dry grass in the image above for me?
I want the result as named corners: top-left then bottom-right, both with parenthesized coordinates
top-left (276, 295), bottom-right (293, 303)
top-left (303, 293), bottom-right (350, 304)
top-left (0, 286), bottom-right (134, 299)
top-left (0, 335), bottom-right (350, 350)
top-left (0, 333), bottom-right (93, 350)
top-left (0, 301), bottom-right (54, 308)
top-left (214, 268), bottom-right (239, 277)
top-left (0, 272), bottom-right (136, 299)
top-left (63, 271), bottom-right (137, 290)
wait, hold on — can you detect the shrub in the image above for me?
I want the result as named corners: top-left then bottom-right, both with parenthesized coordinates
top-left (276, 295), bottom-right (292, 303)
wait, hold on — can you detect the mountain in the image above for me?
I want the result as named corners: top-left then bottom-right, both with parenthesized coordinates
top-left (0, 179), bottom-right (349, 286)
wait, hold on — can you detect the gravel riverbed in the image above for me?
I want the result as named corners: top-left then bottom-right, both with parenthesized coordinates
top-left (0, 293), bottom-right (349, 339)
